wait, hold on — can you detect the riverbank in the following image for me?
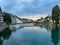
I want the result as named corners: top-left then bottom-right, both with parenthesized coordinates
top-left (0, 25), bottom-right (7, 32)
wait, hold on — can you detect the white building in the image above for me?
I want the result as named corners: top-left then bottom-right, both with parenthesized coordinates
top-left (0, 7), bottom-right (5, 25)
top-left (10, 15), bottom-right (22, 24)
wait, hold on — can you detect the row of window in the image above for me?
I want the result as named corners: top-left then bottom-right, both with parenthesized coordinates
top-left (0, 17), bottom-right (3, 22)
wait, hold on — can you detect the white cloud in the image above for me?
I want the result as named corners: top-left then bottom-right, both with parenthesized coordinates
top-left (0, 0), bottom-right (60, 16)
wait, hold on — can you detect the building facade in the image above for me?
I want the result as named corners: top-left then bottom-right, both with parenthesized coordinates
top-left (0, 7), bottom-right (4, 25)
top-left (20, 18), bottom-right (34, 23)
top-left (10, 15), bottom-right (22, 24)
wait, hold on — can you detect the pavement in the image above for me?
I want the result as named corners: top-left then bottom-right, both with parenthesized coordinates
top-left (0, 25), bottom-right (7, 32)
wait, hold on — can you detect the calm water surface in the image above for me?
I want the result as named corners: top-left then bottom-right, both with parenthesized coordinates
top-left (0, 23), bottom-right (60, 45)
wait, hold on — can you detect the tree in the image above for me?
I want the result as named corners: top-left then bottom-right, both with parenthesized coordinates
top-left (41, 17), bottom-right (43, 20)
top-left (44, 16), bottom-right (50, 23)
top-left (52, 5), bottom-right (60, 24)
top-left (3, 13), bottom-right (12, 24)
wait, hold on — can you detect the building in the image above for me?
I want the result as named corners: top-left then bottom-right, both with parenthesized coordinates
top-left (20, 18), bottom-right (34, 23)
top-left (2, 12), bottom-right (23, 24)
top-left (0, 7), bottom-right (4, 25)
top-left (10, 14), bottom-right (23, 24)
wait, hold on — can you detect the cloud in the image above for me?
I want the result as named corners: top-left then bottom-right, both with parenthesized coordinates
top-left (19, 13), bottom-right (49, 20)
top-left (0, 0), bottom-right (60, 16)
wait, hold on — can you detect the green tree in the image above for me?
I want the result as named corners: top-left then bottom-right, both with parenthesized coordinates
top-left (41, 17), bottom-right (43, 20)
top-left (3, 13), bottom-right (12, 24)
top-left (52, 5), bottom-right (60, 24)
top-left (44, 16), bottom-right (50, 23)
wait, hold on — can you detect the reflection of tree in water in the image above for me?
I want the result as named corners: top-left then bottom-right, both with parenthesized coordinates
top-left (51, 25), bottom-right (59, 45)
top-left (44, 24), bottom-right (51, 30)
top-left (39, 25), bottom-right (43, 29)
top-left (0, 38), bottom-right (3, 45)
top-left (0, 26), bottom-right (12, 45)
top-left (34, 23), bottom-right (52, 30)
top-left (39, 24), bottom-right (52, 31)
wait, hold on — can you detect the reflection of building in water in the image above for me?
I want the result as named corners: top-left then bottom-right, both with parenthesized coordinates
top-left (0, 27), bottom-right (12, 45)
top-left (51, 25), bottom-right (59, 45)
top-left (10, 25), bottom-right (24, 32)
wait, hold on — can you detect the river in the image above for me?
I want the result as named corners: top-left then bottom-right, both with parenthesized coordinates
top-left (0, 23), bottom-right (60, 45)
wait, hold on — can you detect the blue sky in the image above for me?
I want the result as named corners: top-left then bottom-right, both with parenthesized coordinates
top-left (0, 0), bottom-right (60, 19)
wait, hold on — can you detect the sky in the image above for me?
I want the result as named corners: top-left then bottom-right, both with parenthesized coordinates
top-left (0, 0), bottom-right (60, 20)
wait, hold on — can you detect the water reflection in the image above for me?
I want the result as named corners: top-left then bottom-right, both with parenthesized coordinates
top-left (0, 24), bottom-right (60, 45)
top-left (0, 38), bottom-right (3, 45)
top-left (0, 26), bottom-right (12, 45)
top-left (10, 25), bottom-right (24, 32)
top-left (35, 24), bottom-right (53, 31)
top-left (35, 23), bottom-right (60, 45)
top-left (51, 25), bottom-right (59, 45)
